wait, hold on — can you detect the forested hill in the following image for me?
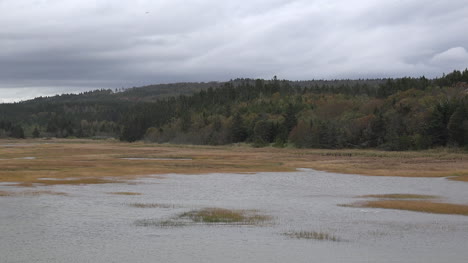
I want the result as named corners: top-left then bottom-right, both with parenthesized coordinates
top-left (1, 69), bottom-right (468, 150)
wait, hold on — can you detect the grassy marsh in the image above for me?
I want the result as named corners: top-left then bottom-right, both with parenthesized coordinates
top-left (1, 139), bottom-right (467, 186)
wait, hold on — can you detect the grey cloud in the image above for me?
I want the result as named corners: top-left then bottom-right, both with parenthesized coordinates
top-left (430, 47), bottom-right (468, 70)
top-left (1, 0), bottom-right (467, 102)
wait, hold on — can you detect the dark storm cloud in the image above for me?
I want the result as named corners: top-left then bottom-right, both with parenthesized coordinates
top-left (0, 0), bottom-right (467, 101)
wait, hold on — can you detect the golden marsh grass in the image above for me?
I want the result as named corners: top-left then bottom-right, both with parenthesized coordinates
top-left (1, 139), bottom-right (467, 186)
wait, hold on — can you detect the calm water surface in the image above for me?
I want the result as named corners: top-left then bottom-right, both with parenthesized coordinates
top-left (1, 169), bottom-right (468, 263)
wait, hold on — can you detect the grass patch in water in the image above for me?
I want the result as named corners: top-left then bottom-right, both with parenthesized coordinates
top-left (129, 203), bottom-right (177, 208)
top-left (343, 200), bottom-right (468, 216)
top-left (448, 173), bottom-right (468, 182)
top-left (109, 192), bottom-right (142, 196)
top-left (284, 231), bottom-right (341, 241)
top-left (451, 176), bottom-right (468, 182)
top-left (358, 194), bottom-right (439, 199)
top-left (179, 208), bottom-right (272, 224)
top-left (134, 208), bottom-right (272, 228)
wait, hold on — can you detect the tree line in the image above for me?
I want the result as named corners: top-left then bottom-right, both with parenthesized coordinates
top-left (1, 69), bottom-right (467, 150)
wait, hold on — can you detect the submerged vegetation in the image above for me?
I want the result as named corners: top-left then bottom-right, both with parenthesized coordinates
top-left (109, 192), bottom-right (142, 196)
top-left (1, 70), bottom-right (468, 151)
top-left (284, 231), bottom-right (341, 242)
top-left (129, 203), bottom-right (177, 208)
top-left (0, 190), bottom-right (68, 197)
top-left (134, 219), bottom-right (187, 228)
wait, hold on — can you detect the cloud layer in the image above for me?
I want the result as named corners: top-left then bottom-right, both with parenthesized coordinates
top-left (1, 0), bottom-right (467, 101)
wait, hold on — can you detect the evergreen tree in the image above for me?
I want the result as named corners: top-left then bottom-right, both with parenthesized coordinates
top-left (10, 125), bottom-right (25, 139)
top-left (366, 112), bottom-right (386, 147)
top-left (253, 120), bottom-right (273, 146)
top-left (426, 101), bottom-right (456, 146)
top-left (230, 113), bottom-right (247, 143)
top-left (284, 103), bottom-right (297, 132)
top-left (447, 104), bottom-right (467, 146)
top-left (32, 127), bottom-right (40, 138)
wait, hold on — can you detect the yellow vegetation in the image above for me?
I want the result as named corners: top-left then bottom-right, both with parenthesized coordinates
top-left (1, 139), bottom-right (467, 186)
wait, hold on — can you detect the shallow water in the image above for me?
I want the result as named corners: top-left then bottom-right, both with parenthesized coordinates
top-left (1, 169), bottom-right (468, 263)
top-left (0, 156), bottom-right (36, 160)
top-left (0, 143), bottom-right (46, 147)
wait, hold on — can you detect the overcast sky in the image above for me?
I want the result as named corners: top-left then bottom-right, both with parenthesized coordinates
top-left (1, 0), bottom-right (468, 102)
